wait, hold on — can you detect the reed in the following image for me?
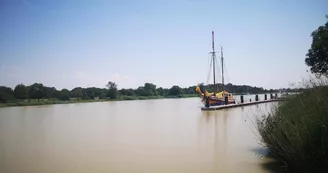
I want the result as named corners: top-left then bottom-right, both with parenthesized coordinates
top-left (257, 79), bottom-right (328, 172)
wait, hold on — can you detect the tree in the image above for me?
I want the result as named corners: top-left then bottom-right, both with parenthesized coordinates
top-left (93, 88), bottom-right (102, 98)
top-left (135, 87), bottom-right (146, 96)
top-left (44, 87), bottom-right (57, 98)
top-left (14, 84), bottom-right (28, 99)
top-left (83, 87), bottom-right (99, 99)
top-left (305, 16), bottom-right (328, 75)
top-left (186, 86), bottom-right (196, 94)
top-left (71, 87), bottom-right (84, 99)
top-left (58, 89), bottom-right (70, 100)
top-left (99, 89), bottom-right (108, 99)
top-left (120, 88), bottom-right (135, 96)
top-left (106, 81), bottom-right (118, 99)
top-left (28, 83), bottom-right (45, 100)
top-left (106, 81), bottom-right (117, 89)
top-left (169, 85), bottom-right (182, 96)
top-left (156, 87), bottom-right (164, 96)
top-left (144, 83), bottom-right (157, 96)
top-left (0, 86), bottom-right (15, 103)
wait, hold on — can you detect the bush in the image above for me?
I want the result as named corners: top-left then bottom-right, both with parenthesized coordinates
top-left (121, 95), bottom-right (138, 100)
top-left (137, 96), bottom-right (148, 100)
top-left (0, 92), bottom-right (15, 103)
top-left (257, 85), bottom-right (328, 173)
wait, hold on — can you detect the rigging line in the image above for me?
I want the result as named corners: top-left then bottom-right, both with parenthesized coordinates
top-left (214, 56), bottom-right (221, 84)
top-left (204, 53), bottom-right (211, 86)
top-left (223, 62), bottom-right (230, 84)
top-left (206, 55), bottom-right (213, 85)
top-left (215, 53), bottom-right (224, 90)
top-left (213, 56), bottom-right (221, 93)
top-left (207, 53), bottom-right (211, 69)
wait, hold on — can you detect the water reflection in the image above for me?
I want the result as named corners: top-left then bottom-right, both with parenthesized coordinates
top-left (197, 102), bottom-right (280, 173)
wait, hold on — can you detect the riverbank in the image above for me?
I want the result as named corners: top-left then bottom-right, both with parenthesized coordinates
top-left (0, 94), bottom-right (198, 108)
top-left (257, 86), bottom-right (328, 173)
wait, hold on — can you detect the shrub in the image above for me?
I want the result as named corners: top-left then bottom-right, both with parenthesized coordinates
top-left (257, 85), bottom-right (328, 173)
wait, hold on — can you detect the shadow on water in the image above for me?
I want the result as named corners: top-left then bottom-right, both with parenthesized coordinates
top-left (250, 147), bottom-right (285, 173)
top-left (260, 159), bottom-right (286, 173)
top-left (199, 109), bottom-right (229, 171)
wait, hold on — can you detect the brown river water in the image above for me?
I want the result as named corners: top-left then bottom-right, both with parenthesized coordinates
top-left (0, 97), bottom-right (280, 173)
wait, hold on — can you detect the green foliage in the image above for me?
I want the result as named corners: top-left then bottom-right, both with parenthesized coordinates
top-left (120, 88), bottom-right (135, 96)
top-left (107, 88), bottom-right (118, 99)
top-left (156, 87), bottom-right (169, 96)
top-left (58, 89), bottom-right (70, 101)
top-left (120, 95), bottom-right (138, 100)
top-left (106, 81), bottom-right (118, 99)
top-left (44, 87), bottom-right (57, 98)
top-left (135, 86), bottom-right (147, 96)
top-left (14, 84), bottom-right (28, 99)
top-left (0, 98), bottom-right (110, 107)
top-left (29, 83), bottom-right (45, 100)
top-left (156, 87), bottom-right (164, 96)
top-left (305, 16), bottom-right (328, 75)
top-left (0, 86), bottom-right (15, 103)
top-left (169, 85), bottom-right (181, 96)
top-left (134, 83), bottom-right (157, 96)
top-left (83, 87), bottom-right (107, 99)
top-left (144, 83), bottom-right (157, 96)
top-left (71, 87), bottom-right (84, 98)
top-left (106, 81), bottom-right (117, 89)
top-left (205, 83), bottom-right (269, 94)
top-left (257, 86), bottom-right (328, 173)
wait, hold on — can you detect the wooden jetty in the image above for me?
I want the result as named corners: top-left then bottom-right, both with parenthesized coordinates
top-left (201, 99), bottom-right (282, 111)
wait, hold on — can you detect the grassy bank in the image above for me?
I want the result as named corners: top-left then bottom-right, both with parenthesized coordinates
top-left (0, 99), bottom-right (109, 108)
top-left (0, 94), bottom-right (199, 108)
top-left (257, 85), bottom-right (328, 173)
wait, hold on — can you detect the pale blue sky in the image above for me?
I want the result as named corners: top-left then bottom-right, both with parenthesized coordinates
top-left (0, 0), bottom-right (327, 90)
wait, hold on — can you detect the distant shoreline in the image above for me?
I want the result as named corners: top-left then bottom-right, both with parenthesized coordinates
top-left (1, 82), bottom-right (299, 109)
top-left (0, 94), bottom-right (199, 108)
top-left (0, 93), bottom-right (281, 108)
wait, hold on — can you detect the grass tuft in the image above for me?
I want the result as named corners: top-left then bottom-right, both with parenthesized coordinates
top-left (257, 80), bottom-right (328, 173)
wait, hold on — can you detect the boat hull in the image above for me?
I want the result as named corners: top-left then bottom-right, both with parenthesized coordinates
top-left (202, 96), bottom-right (236, 106)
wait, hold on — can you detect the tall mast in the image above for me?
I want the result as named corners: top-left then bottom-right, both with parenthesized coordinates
top-left (221, 46), bottom-right (224, 90)
top-left (211, 31), bottom-right (216, 94)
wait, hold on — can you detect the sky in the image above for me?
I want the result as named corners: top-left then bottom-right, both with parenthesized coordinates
top-left (0, 0), bottom-right (327, 90)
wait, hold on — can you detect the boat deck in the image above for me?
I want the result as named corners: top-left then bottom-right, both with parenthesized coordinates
top-left (201, 99), bottom-right (281, 111)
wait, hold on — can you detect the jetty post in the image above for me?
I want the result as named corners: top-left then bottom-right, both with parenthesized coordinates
top-left (224, 96), bottom-right (228, 105)
top-left (270, 93), bottom-right (273, 99)
top-left (264, 94), bottom-right (267, 100)
top-left (255, 95), bottom-right (259, 101)
top-left (240, 95), bottom-right (244, 103)
top-left (205, 97), bottom-right (210, 108)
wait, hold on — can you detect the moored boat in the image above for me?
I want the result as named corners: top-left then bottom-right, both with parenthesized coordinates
top-left (195, 31), bottom-right (236, 107)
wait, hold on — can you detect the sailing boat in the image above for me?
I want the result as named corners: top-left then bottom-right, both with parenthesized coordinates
top-left (195, 31), bottom-right (236, 107)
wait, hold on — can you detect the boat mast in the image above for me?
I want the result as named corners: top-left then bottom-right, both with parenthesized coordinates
top-left (211, 31), bottom-right (217, 94)
top-left (221, 46), bottom-right (224, 90)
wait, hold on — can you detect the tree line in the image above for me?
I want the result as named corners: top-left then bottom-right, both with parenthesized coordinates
top-left (0, 81), bottom-right (300, 103)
